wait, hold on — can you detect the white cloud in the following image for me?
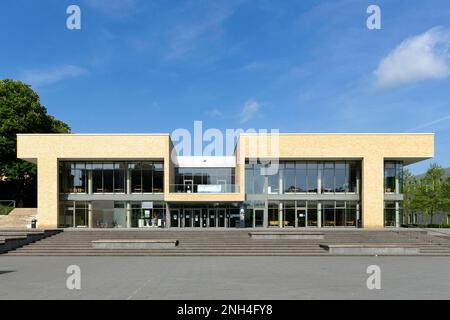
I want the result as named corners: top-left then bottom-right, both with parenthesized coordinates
top-left (206, 108), bottom-right (224, 118)
top-left (22, 65), bottom-right (88, 87)
top-left (239, 99), bottom-right (261, 123)
top-left (374, 27), bottom-right (450, 88)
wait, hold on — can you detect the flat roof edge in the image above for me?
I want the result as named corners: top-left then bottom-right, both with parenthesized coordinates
top-left (17, 133), bottom-right (434, 136)
top-left (17, 133), bottom-right (170, 136)
top-left (238, 133), bottom-right (435, 136)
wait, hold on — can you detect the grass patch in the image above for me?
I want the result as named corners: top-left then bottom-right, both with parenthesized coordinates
top-left (0, 204), bottom-right (14, 215)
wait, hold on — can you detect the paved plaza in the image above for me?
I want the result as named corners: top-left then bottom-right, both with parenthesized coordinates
top-left (1, 256), bottom-right (450, 300)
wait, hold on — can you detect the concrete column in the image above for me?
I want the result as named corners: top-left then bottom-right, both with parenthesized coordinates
top-left (165, 203), bottom-right (171, 228)
top-left (395, 201), bottom-right (400, 228)
top-left (395, 175), bottom-right (400, 195)
top-left (126, 202), bottom-right (132, 228)
top-left (278, 202), bottom-right (283, 228)
top-left (126, 168), bottom-right (131, 194)
top-left (88, 170), bottom-right (93, 194)
top-left (356, 203), bottom-right (360, 228)
top-left (356, 167), bottom-right (361, 194)
top-left (37, 156), bottom-right (59, 228)
top-left (279, 172), bottom-right (283, 195)
top-left (317, 202), bottom-right (322, 228)
top-left (317, 165), bottom-right (322, 194)
top-left (362, 156), bottom-right (384, 228)
top-left (88, 202), bottom-right (93, 228)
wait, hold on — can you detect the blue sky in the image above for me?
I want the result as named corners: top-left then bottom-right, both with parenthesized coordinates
top-left (1, 0), bottom-right (450, 173)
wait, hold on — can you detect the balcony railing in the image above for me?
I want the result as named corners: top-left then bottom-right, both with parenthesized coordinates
top-left (170, 184), bottom-right (239, 194)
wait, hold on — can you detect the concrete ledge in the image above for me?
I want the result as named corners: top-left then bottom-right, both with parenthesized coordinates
top-left (249, 232), bottom-right (324, 240)
top-left (92, 239), bottom-right (179, 249)
top-left (320, 244), bottom-right (420, 255)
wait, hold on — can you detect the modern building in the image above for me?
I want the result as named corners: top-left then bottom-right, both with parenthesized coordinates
top-left (16, 133), bottom-right (434, 229)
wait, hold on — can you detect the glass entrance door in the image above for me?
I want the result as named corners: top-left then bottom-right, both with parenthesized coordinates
top-left (296, 208), bottom-right (307, 228)
top-left (183, 209), bottom-right (192, 227)
top-left (201, 210), bottom-right (208, 228)
top-left (208, 209), bottom-right (216, 227)
top-left (217, 208), bottom-right (226, 227)
top-left (254, 209), bottom-right (264, 227)
top-left (64, 207), bottom-right (75, 228)
top-left (193, 209), bottom-right (201, 227)
top-left (170, 209), bottom-right (180, 228)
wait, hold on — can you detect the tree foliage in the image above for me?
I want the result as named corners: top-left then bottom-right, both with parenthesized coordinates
top-left (0, 79), bottom-right (70, 206)
top-left (408, 164), bottom-right (450, 225)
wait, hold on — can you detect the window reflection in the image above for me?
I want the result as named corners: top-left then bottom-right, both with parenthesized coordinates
top-left (59, 161), bottom-right (164, 194)
top-left (245, 160), bottom-right (360, 195)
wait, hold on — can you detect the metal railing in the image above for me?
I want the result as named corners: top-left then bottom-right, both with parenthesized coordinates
top-left (0, 200), bottom-right (16, 215)
top-left (169, 184), bottom-right (239, 194)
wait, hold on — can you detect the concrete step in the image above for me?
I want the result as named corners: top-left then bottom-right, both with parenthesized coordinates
top-left (6, 229), bottom-right (450, 256)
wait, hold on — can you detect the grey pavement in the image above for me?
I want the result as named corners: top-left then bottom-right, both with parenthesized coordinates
top-left (1, 256), bottom-right (450, 300)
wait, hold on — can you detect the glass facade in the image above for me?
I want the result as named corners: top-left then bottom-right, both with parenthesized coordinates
top-left (322, 201), bottom-right (357, 227)
top-left (58, 200), bottom-right (166, 228)
top-left (59, 201), bottom-right (89, 228)
top-left (243, 200), bottom-right (359, 228)
top-left (130, 202), bottom-right (166, 228)
top-left (384, 161), bottom-right (403, 193)
top-left (172, 167), bottom-right (236, 193)
top-left (245, 160), bottom-right (360, 195)
top-left (59, 162), bottom-right (88, 193)
top-left (59, 161), bottom-right (164, 194)
top-left (384, 201), bottom-right (403, 227)
top-left (56, 158), bottom-right (408, 230)
top-left (129, 162), bottom-right (164, 193)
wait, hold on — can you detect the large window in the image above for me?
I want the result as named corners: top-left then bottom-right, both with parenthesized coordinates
top-left (130, 202), bottom-right (166, 228)
top-left (296, 162), bottom-right (307, 192)
top-left (268, 201), bottom-right (280, 227)
top-left (307, 162), bottom-right (318, 193)
top-left (92, 162), bottom-right (125, 193)
top-left (59, 201), bottom-right (89, 228)
top-left (323, 201), bottom-right (358, 227)
top-left (173, 167), bottom-right (236, 193)
top-left (384, 201), bottom-right (402, 227)
top-left (307, 201), bottom-right (318, 227)
top-left (322, 162), bottom-right (334, 193)
top-left (245, 160), bottom-right (360, 195)
top-left (59, 161), bottom-right (164, 194)
top-left (59, 162), bottom-right (88, 193)
top-left (384, 161), bottom-right (403, 193)
top-left (283, 162), bottom-right (296, 193)
top-left (129, 161), bottom-right (164, 193)
top-left (321, 161), bottom-right (358, 193)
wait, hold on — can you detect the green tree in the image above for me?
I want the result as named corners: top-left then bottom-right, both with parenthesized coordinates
top-left (0, 79), bottom-right (70, 207)
top-left (411, 164), bottom-right (447, 225)
top-left (442, 176), bottom-right (450, 225)
top-left (402, 168), bottom-right (417, 224)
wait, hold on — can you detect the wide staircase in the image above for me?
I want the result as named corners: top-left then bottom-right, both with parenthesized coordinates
top-left (0, 208), bottom-right (37, 229)
top-left (3, 229), bottom-right (450, 256)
